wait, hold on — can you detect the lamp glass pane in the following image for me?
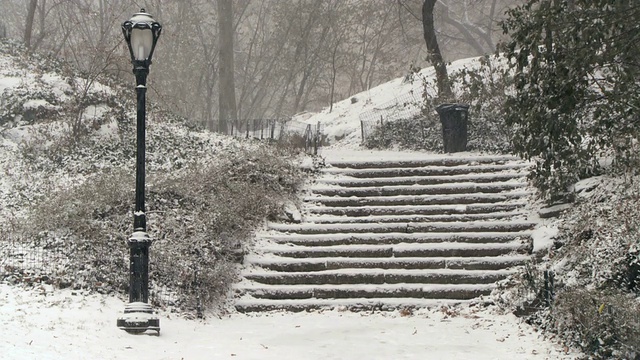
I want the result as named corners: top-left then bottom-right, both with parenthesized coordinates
top-left (130, 28), bottom-right (153, 61)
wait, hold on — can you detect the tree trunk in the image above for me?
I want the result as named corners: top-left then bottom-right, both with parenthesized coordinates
top-left (218, 0), bottom-right (237, 135)
top-left (24, 0), bottom-right (38, 50)
top-left (422, 0), bottom-right (453, 101)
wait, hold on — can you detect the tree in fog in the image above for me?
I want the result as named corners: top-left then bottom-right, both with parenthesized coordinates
top-left (421, 0), bottom-right (452, 100)
top-left (217, 0), bottom-right (237, 134)
top-left (0, 0), bottom-right (522, 129)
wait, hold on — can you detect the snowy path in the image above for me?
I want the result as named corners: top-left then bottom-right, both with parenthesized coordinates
top-left (0, 285), bottom-right (576, 360)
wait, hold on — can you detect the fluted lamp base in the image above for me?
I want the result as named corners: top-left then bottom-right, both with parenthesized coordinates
top-left (117, 302), bottom-right (160, 335)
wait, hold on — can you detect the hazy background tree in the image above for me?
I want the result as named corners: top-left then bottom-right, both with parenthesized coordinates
top-left (217, 0), bottom-right (237, 134)
top-left (0, 0), bottom-right (522, 130)
top-left (23, 0), bottom-right (38, 50)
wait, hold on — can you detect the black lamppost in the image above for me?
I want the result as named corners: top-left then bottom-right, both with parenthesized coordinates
top-left (116, 8), bottom-right (162, 335)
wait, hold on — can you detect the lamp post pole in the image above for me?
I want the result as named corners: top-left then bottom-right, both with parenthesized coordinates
top-left (117, 8), bottom-right (161, 335)
top-left (131, 59), bottom-right (149, 304)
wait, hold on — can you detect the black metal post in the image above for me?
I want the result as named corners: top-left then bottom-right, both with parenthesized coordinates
top-left (118, 8), bottom-right (161, 336)
top-left (134, 65), bottom-right (148, 232)
top-left (129, 63), bottom-right (149, 304)
top-left (117, 61), bottom-right (159, 335)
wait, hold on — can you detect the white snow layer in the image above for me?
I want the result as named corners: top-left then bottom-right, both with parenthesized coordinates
top-left (0, 49), bottom-right (579, 358)
top-left (0, 285), bottom-right (576, 360)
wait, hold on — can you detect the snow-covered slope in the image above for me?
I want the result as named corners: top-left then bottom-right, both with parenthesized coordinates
top-left (0, 40), bottom-right (585, 359)
top-left (300, 56), bottom-right (487, 149)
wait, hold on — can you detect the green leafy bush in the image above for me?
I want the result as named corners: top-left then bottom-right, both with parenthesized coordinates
top-left (501, 0), bottom-right (640, 199)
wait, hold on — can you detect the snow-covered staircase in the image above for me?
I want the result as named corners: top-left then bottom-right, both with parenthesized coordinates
top-left (235, 154), bottom-right (535, 312)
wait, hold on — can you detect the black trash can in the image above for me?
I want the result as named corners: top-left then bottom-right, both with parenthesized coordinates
top-left (436, 103), bottom-right (469, 153)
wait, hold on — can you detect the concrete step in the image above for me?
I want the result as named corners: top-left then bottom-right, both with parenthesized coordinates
top-left (261, 231), bottom-right (532, 247)
top-left (267, 220), bottom-right (536, 235)
top-left (236, 283), bottom-right (495, 300)
top-left (243, 268), bottom-right (515, 286)
top-left (306, 192), bottom-right (531, 207)
top-left (315, 172), bottom-right (526, 188)
top-left (247, 255), bottom-right (529, 272)
top-left (303, 210), bottom-right (524, 224)
top-left (322, 164), bottom-right (530, 178)
top-left (305, 203), bottom-right (526, 217)
top-left (265, 241), bottom-right (531, 259)
top-left (245, 255), bottom-right (530, 272)
top-left (234, 298), bottom-right (480, 312)
top-left (311, 182), bottom-right (525, 197)
top-left (326, 155), bottom-right (522, 169)
top-left (236, 153), bottom-right (536, 311)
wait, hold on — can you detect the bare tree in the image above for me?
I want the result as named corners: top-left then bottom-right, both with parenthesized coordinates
top-left (218, 0), bottom-right (237, 134)
top-left (422, 0), bottom-right (452, 100)
top-left (2, 0), bottom-right (524, 128)
top-left (24, 0), bottom-right (38, 49)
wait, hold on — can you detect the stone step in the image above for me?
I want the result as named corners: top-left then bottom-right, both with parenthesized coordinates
top-left (265, 241), bottom-right (531, 259)
top-left (236, 153), bottom-right (535, 311)
top-left (305, 203), bottom-right (526, 217)
top-left (303, 210), bottom-right (524, 224)
top-left (235, 298), bottom-right (479, 312)
top-left (315, 172), bottom-right (526, 187)
top-left (245, 255), bottom-right (530, 272)
top-left (322, 164), bottom-right (530, 178)
top-left (267, 220), bottom-right (536, 235)
top-left (311, 182), bottom-right (525, 197)
top-left (306, 192), bottom-right (531, 207)
top-left (243, 268), bottom-right (515, 286)
top-left (236, 283), bottom-right (495, 300)
top-left (261, 232), bottom-right (532, 247)
top-left (326, 155), bottom-right (521, 169)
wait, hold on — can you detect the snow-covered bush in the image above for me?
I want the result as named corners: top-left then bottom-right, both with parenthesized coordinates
top-left (553, 178), bottom-right (640, 293)
top-left (499, 175), bottom-right (640, 358)
top-left (12, 141), bottom-right (304, 315)
top-left (363, 115), bottom-right (441, 150)
top-left (551, 288), bottom-right (640, 359)
top-left (450, 55), bottom-right (513, 153)
top-left (0, 37), bottom-right (308, 317)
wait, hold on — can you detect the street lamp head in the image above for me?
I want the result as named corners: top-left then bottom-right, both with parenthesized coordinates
top-left (122, 8), bottom-right (162, 66)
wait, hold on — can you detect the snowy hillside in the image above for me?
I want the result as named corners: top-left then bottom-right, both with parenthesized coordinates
top-left (300, 56), bottom-right (488, 149)
top-left (0, 39), bottom-right (305, 313)
top-left (0, 39), bottom-right (611, 359)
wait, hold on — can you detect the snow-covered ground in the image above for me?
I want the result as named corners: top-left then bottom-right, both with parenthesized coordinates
top-left (0, 284), bottom-right (575, 360)
top-left (0, 149), bottom-right (574, 360)
top-left (0, 44), bottom-right (580, 358)
top-left (300, 56), bottom-right (489, 150)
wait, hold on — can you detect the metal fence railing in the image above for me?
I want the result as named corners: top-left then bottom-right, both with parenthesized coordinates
top-left (198, 118), bottom-right (322, 155)
top-left (358, 90), bottom-right (423, 143)
top-left (1, 239), bottom-right (69, 279)
top-left (0, 239), bottom-right (205, 315)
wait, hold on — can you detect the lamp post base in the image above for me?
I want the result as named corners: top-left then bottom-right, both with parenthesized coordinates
top-left (117, 302), bottom-right (160, 335)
